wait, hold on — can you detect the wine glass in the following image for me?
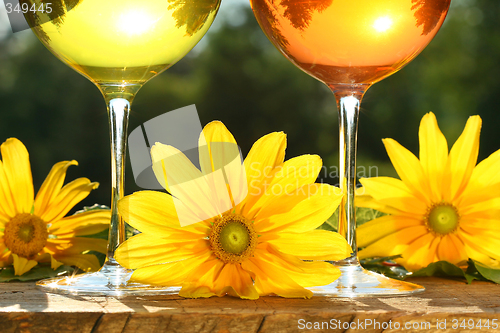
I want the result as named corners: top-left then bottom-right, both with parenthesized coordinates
top-left (23, 0), bottom-right (221, 296)
top-left (250, 0), bottom-right (451, 296)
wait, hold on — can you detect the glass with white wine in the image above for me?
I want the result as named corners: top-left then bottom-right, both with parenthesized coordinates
top-left (24, 0), bottom-right (221, 295)
top-left (250, 0), bottom-right (451, 296)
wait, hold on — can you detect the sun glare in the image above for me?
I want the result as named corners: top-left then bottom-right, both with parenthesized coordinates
top-left (373, 16), bottom-right (393, 33)
top-left (118, 11), bottom-right (154, 35)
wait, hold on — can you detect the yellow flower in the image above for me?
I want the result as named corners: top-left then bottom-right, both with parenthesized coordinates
top-left (0, 138), bottom-right (110, 275)
top-left (116, 121), bottom-right (350, 299)
top-left (357, 112), bottom-right (500, 271)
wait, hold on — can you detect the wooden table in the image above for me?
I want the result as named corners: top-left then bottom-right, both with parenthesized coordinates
top-left (0, 277), bottom-right (499, 333)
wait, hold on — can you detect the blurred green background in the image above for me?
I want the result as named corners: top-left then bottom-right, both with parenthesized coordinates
top-left (0, 0), bottom-right (497, 210)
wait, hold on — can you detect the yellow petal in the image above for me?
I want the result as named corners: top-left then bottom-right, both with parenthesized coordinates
top-left (356, 192), bottom-right (405, 216)
top-left (48, 237), bottom-right (108, 255)
top-left (266, 230), bottom-right (351, 261)
top-left (212, 263), bottom-right (259, 299)
top-left (465, 149), bottom-right (500, 190)
top-left (151, 144), bottom-right (232, 226)
top-left (401, 234), bottom-right (438, 271)
top-left (50, 254), bottom-right (64, 270)
top-left (242, 253), bottom-right (313, 298)
top-left (12, 253), bottom-right (38, 276)
top-left (255, 183), bottom-right (342, 233)
top-left (262, 244), bottom-right (341, 288)
top-left (460, 197), bottom-right (500, 217)
top-left (418, 112), bottom-right (448, 202)
top-left (150, 142), bottom-right (201, 191)
top-left (357, 215), bottom-right (422, 248)
top-left (0, 161), bottom-right (16, 220)
top-left (181, 256), bottom-right (255, 299)
top-left (198, 121), bottom-right (238, 175)
top-left (436, 234), bottom-right (467, 265)
top-left (383, 138), bottom-right (429, 203)
top-left (458, 229), bottom-right (500, 261)
top-left (458, 182), bottom-right (500, 210)
top-left (130, 251), bottom-right (212, 286)
top-left (49, 209), bottom-right (110, 236)
top-left (460, 217), bottom-right (500, 231)
top-left (242, 132), bottom-right (286, 210)
top-left (179, 258), bottom-right (231, 298)
top-left (35, 252), bottom-right (63, 270)
top-left (461, 238), bottom-right (500, 268)
top-left (244, 154), bottom-right (323, 218)
top-left (54, 254), bottom-right (101, 272)
top-left (359, 177), bottom-right (428, 215)
top-left (118, 191), bottom-right (208, 235)
top-left (184, 257), bottom-right (225, 287)
top-left (0, 243), bottom-right (12, 266)
top-left (1, 138), bottom-right (34, 214)
top-left (115, 233), bottom-right (207, 269)
top-left (39, 178), bottom-right (99, 223)
top-left (442, 115), bottom-right (481, 202)
top-left (179, 285), bottom-right (216, 298)
top-left (34, 160), bottom-right (78, 216)
top-left (198, 121), bottom-right (251, 214)
top-left (358, 226), bottom-right (428, 259)
top-left (459, 149), bottom-right (500, 207)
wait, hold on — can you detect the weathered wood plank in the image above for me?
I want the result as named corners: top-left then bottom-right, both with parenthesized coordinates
top-left (0, 312), bottom-right (101, 333)
top-left (91, 313), bottom-right (129, 333)
top-left (0, 278), bottom-right (499, 332)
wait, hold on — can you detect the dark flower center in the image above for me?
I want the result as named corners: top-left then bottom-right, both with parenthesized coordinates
top-left (426, 203), bottom-right (459, 235)
top-left (4, 213), bottom-right (48, 258)
top-left (209, 213), bottom-right (257, 263)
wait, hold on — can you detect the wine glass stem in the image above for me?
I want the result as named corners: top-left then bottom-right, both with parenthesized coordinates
top-left (106, 97), bottom-right (130, 262)
top-left (101, 84), bottom-right (141, 264)
top-left (331, 84), bottom-right (369, 265)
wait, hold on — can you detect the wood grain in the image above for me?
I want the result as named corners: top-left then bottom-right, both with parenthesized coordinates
top-left (0, 278), bottom-right (499, 332)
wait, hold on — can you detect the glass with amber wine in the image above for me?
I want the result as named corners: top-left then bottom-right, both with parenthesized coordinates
top-left (23, 0), bottom-right (221, 295)
top-left (250, 0), bottom-right (451, 296)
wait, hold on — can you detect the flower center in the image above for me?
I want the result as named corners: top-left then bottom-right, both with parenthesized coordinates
top-left (426, 203), bottom-right (460, 235)
top-left (209, 213), bottom-right (257, 264)
top-left (3, 213), bottom-right (48, 258)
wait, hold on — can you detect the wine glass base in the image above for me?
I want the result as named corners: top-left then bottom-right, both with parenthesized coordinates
top-left (309, 264), bottom-right (425, 297)
top-left (36, 260), bottom-right (180, 297)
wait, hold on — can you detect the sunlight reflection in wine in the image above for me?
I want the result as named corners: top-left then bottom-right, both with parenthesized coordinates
top-left (118, 11), bottom-right (155, 35)
top-left (373, 16), bottom-right (393, 33)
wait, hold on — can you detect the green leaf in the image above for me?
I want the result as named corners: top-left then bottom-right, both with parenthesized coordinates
top-left (319, 208), bottom-right (339, 231)
top-left (463, 259), bottom-right (488, 284)
top-left (411, 261), bottom-right (465, 278)
top-left (464, 273), bottom-right (481, 284)
top-left (361, 255), bottom-right (409, 280)
top-left (471, 260), bottom-right (500, 284)
top-left (0, 265), bottom-right (74, 282)
top-left (363, 264), bottom-right (409, 280)
top-left (318, 207), bottom-right (385, 232)
top-left (74, 204), bottom-right (110, 214)
top-left (361, 255), bottom-right (402, 265)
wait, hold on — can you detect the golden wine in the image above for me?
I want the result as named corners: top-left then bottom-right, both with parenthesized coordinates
top-left (25, 0), bottom-right (221, 85)
top-left (250, 0), bottom-right (450, 85)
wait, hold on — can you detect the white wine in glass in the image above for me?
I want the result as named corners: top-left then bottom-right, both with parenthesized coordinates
top-left (250, 0), bottom-right (451, 296)
top-left (24, 0), bottom-right (221, 296)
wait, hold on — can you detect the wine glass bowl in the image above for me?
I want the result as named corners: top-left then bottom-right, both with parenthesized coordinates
top-left (28, 0), bottom-right (220, 87)
top-left (250, 0), bottom-right (450, 296)
top-left (251, 0), bottom-right (450, 86)
top-left (25, 0), bottom-right (221, 296)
